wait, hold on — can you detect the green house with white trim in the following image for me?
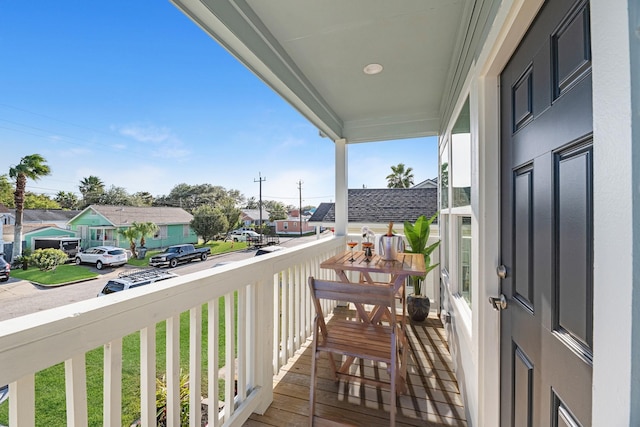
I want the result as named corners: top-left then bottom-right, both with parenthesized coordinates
top-left (68, 205), bottom-right (197, 250)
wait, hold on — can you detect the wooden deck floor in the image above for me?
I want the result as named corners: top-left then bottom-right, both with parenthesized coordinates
top-left (245, 309), bottom-right (467, 426)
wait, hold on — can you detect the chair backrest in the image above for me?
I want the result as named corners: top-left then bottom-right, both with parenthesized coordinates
top-left (308, 277), bottom-right (397, 324)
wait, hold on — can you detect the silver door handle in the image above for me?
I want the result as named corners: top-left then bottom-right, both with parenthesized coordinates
top-left (488, 294), bottom-right (508, 311)
top-left (497, 265), bottom-right (507, 279)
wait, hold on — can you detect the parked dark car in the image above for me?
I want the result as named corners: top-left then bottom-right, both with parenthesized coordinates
top-left (148, 244), bottom-right (210, 268)
top-left (0, 257), bottom-right (10, 282)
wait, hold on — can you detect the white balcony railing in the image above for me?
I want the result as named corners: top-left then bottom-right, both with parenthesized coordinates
top-left (0, 236), bottom-right (345, 427)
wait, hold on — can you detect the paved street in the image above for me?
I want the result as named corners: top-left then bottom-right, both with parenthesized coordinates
top-left (0, 232), bottom-right (332, 322)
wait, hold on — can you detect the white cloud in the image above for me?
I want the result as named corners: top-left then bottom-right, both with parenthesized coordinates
top-left (112, 123), bottom-right (191, 159)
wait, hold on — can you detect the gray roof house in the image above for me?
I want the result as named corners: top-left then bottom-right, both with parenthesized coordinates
top-left (309, 188), bottom-right (438, 227)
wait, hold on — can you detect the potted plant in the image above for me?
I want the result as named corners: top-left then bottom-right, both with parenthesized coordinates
top-left (404, 213), bottom-right (440, 322)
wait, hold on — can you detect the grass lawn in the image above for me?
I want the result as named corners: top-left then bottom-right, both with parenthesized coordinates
top-left (10, 264), bottom-right (98, 286)
top-left (127, 240), bottom-right (247, 267)
top-left (0, 295), bottom-right (237, 426)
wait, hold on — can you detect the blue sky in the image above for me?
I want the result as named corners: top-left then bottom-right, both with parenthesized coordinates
top-left (0, 1), bottom-right (438, 207)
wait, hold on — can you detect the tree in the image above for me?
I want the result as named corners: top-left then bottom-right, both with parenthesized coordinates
top-left (10, 154), bottom-right (51, 259)
top-left (219, 198), bottom-right (242, 236)
top-left (132, 221), bottom-right (158, 247)
top-left (118, 227), bottom-right (141, 259)
top-left (190, 205), bottom-right (228, 244)
top-left (79, 175), bottom-right (105, 207)
top-left (55, 191), bottom-right (80, 209)
top-left (386, 163), bottom-right (414, 188)
top-left (0, 175), bottom-right (14, 207)
top-left (24, 193), bottom-right (60, 209)
top-left (265, 200), bottom-right (287, 221)
top-left (245, 197), bottom-right (259, 209)
top-left (132, 191), bottom-right (154, 206)
top-left (99, 185), bottom-right (134, 206)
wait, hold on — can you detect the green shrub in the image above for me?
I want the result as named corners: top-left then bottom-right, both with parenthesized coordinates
top-left (30, 248), bottom-right (68, 271)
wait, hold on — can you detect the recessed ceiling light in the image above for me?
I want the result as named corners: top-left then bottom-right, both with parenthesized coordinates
top-left (363, 63), bottom-right (383, 75)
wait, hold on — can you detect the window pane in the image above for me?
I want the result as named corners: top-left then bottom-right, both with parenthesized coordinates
top-left (459, 216), bottom-right (472, 305)
top-left (452, 98), bottom-right (471, 207)
top-left (440, 141), bottom-right (449, 209)
top-left (441, 215), bottom-right (449, 273)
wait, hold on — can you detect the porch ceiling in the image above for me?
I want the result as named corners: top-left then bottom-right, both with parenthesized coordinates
top-left (172, 0), bottom-right (499, 143)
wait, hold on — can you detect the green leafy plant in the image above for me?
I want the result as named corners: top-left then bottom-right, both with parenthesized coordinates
top-left (403, 213), bottom-right (440, 295)
top-left (155, 371), bottom-right (190, 427)
top-left (30, 248), bottom-right (68, 271)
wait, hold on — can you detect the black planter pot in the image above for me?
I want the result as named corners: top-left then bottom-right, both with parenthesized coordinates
top-left (407, 295), bottom-right (430, 322)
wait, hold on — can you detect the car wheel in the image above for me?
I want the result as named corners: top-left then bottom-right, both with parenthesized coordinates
top-left (233, 238), bottom-right (239, 242)
top-left (75, 257), bottom-right (82, 265)
top-left (96, 260), bottom-right (103, 270)
top-left (201, 253), bottom-right (208, 261)
top-left (169, 258), bottom-right (178, 268)
top-left (0, 277), bottom-right (8, 282)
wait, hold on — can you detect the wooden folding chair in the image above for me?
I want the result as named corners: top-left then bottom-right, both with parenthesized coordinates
top-left (308, 276), bottom-right (404, 426)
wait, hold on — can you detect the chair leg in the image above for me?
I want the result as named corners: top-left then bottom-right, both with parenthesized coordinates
top-left (390, 338), bottom-right (397, 426)
top-left (309, 336), bottom-right (318, 426)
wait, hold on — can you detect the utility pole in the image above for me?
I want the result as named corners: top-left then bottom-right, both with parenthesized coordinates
top-left (297, 180), bottom-right (303, 236)
top-left (254, 172), bottom-right (266, 232)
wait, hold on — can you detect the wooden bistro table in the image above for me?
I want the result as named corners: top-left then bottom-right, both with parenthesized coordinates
top-left (319, 249), bottom-right (426, 393)
top-left (320, 250), bottom-right (426, 322)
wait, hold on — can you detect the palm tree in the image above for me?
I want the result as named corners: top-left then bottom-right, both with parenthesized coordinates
top-left (133, 221), bottom-right (158, 248)
top-left (79, 175), bottom-right (105, 207)
top-left (118, 227), bottom-right (141, 259)
top-left (386, 163), bottom-right (415, 188)
top-left (9, 154), bottom-right (51, 259)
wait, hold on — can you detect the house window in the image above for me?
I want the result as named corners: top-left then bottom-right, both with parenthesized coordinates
top-left (183, 224), bottom-right (189, 237)
top-left (154, 225), bottom-right (168, 239)
top-left (458, 216), bottom-right (472, 305)
top-left (284, 223), bottom-right (288, 230)
top-left (441, 95), bottom-right (473, 310)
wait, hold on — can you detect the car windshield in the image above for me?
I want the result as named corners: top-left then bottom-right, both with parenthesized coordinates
top-left (166, 247), bottom-right (180, 253)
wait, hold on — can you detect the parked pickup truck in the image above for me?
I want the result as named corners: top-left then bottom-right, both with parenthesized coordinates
top-left (228, 230), bottom-right (261, 242)
top-left (148, 244), bottom-right (210, 268)
top-left (247, 235), bottom-right (280, 248)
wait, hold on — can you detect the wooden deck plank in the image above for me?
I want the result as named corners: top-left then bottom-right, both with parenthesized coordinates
top-left (245, 313), bottom-right (467, 427)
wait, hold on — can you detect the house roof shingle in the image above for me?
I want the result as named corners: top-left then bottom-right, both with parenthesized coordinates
top-left (77, 205), bottom-right (193, 226)
top-left (309, 188), bottom-right (438, 224)
top-left (11, 209), bottom-right (82, 223)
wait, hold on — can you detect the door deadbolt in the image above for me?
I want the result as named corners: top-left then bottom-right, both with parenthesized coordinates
top-left (497, 265), bottom-right (507, 279)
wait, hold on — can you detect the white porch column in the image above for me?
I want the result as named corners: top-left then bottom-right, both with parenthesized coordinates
top-left (591, 0), bottom-right (639, 425)
top-left (334, 138), bottom-right (348, 236)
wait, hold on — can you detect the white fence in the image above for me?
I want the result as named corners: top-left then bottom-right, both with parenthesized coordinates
top-left (0, 236), bottom-right (345, 427)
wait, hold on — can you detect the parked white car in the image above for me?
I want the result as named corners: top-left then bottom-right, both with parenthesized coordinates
top-left (75, 246), bottom-right (128, 270)
top-left (97, 269), bottom-right (178, 297)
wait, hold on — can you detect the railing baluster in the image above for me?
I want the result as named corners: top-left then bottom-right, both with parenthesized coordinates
top-left (287, 267), bottom-right (295, 360)
top-left (189, 307), bottom-right (202, 427)
top-left (65, 354), bottom-right (88, 426)
top-left (208, 299), bottom-right (220, 427)
top-left (103, 339), bottom-right (122, 427)
top-left (9, 375), bottom-right (35, 427)
top-left (224, 292), bottom-right (235, 420)
top-left (237, 286), bottom-right (247, 401)
top-left (140, 325), bottom-right (156, 427)
top-left (166, 315), bottom-right (180, 427)
top-left (273, 272), bottom-right (282, 372)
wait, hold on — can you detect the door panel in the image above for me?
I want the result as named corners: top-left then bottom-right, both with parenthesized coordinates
top-left (500, 0), bottom-right (593, 425)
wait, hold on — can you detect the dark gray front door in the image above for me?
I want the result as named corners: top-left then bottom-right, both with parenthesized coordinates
top-left (499, 0), bottom-right (593, 425)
